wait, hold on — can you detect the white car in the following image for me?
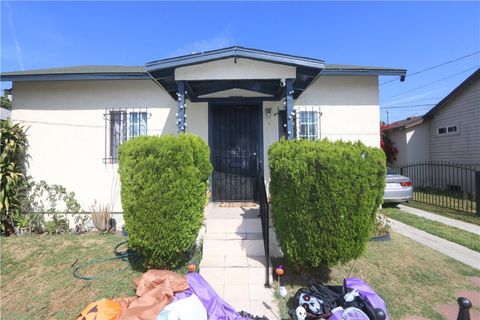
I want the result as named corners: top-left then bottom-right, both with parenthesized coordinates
top-left (383, 167), bottom-right (413, 203)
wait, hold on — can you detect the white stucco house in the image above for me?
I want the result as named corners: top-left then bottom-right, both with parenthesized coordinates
top-left (383, 68), bottom-right (480, 166)
top-left (1, 46), bottom-right (406, 219)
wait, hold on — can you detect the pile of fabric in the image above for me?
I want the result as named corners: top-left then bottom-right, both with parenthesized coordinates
top-left (77, 270), bottom-right (266, 320)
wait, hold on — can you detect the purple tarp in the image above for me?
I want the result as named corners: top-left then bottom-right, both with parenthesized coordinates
top-left (174, 273), bottom-right (251, 320)
top-left (344, 278), bottom-right (389, 320)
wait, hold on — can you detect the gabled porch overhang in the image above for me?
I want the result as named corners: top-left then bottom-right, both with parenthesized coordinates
top-left (145, 46), bottom-right (326, 102)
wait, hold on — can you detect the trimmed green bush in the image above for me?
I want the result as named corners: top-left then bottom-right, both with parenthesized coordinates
top-left (269, 139), bottom-right (386, 268)
top-left (118, 134), bottom-right (212, 268)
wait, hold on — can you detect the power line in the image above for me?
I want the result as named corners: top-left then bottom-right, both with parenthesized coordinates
top-left (380, 51), bottom-right (480, 85)
top-left (382, 66), bottom-right (479, 101)
top-left (380, 103), bottom-right (436, 109)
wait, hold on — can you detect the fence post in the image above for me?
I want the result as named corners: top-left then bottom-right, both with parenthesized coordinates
top-left (457, 297), bottom-right (472, 320)
top-left (475, 171), bottom-right (480, 217)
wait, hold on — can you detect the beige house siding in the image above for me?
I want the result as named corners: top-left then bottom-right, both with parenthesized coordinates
top-left (429, 79), bottom-right (480, 164)
top-left (387, 129), bottom-right (408, 165)
top-left (404, 123), bottom-right (430, 163)
top-left (11, 74), bottom-right (381, 217)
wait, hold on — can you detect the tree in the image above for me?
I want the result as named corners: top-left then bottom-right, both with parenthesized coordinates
top-left (380, 122), bottom-right (398, 164)
top-left (0, 120), bottom-right (29, 235)
top-left (0, 96), bottom-right (12, 110)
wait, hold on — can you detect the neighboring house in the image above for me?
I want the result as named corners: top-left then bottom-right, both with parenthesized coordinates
top-left (383, 68), bottom-right (480, 166)
top-left (1, 46), bottom-right (406, 216)
top-left (383, 68), bottom-right (480, 194)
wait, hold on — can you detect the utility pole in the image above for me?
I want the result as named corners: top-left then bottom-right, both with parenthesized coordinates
top-left (386, 110), bottom-right (389, 124)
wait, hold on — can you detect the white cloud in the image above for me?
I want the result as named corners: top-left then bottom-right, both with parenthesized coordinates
top-left (6, 2), bottom-right (24, 70)
top-left (170, 33), bottom-right (235, 57)
top-left (386, 87), bottom-right (448, 106)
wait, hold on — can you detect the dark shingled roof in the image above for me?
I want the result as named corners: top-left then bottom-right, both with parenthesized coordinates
top-left (0, 63), bottom-right (405, 77)
top-left (0, 47), bottom-right (406, 86)
top-left (1, 65), bottom-right (146, 76)
top-left (382, 116), bottom-right (424, 132)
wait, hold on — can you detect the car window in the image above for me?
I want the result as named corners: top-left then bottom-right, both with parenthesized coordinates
top-left (387, 167), bottom-right (398, 175)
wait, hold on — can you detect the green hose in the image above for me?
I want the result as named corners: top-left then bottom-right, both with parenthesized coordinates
top-left (72, 240), bottom-right (140, 280)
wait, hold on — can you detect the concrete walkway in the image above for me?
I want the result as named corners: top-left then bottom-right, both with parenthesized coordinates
top-left (390, 218), bottom-right (480, 270)
top-left (398, 204), bottom-right (480, 235)
top-left (199, 204), bottom-right (279, 319)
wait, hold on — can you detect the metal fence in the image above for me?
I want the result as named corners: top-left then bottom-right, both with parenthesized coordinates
top-left (257, 171), bottom-right (271, 287)
top-left (392, 162), bottom-right (480, 215)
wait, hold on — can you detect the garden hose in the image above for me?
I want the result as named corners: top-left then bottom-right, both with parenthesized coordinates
top-left (72, 240), bottom-right (140, 281)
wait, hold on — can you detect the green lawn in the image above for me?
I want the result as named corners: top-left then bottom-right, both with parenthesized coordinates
top-left (382, 207), bottom-right (480, 252)
top-left (405, 200), bottom-right (480, 226)
top-left (1, 233), bottom-right (144, 320)
top-left (2, 232), bottom-right (479, 320)
top-left (0, 233), bottom-right (201, 320)
top-left (273, 232), bottom-right (479, 320)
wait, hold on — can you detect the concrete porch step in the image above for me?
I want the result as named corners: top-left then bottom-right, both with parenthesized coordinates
top-left (200, 255), bottom-right (268, 268)
top-left (205, 217), bottom-right (263, 233)
top-left (204, 232), bottom-right (263, 240)
top-left (203, 239), bottom-right (265, 256)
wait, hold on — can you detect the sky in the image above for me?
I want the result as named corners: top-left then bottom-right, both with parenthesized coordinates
top-left (1, 1), bottom-right (479, 123)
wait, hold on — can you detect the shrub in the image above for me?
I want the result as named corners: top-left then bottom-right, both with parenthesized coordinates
top-left (0, 120), bottom-right (29, 235)
top-left (269, 139), bottom-right (386, 268)
top-left (19, 180), bottom-right (82, 233)
top-left (119, 134), bottom-right (212, 268)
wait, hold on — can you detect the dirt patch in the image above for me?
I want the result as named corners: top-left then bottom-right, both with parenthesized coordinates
top-left (469, 277), bottom-right (480, 288)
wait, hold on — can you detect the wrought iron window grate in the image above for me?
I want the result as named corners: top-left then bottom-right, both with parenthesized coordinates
top-left (295, 105), bottom-right (321, 140)
top-left (103, 107), bottom-right (150, 164)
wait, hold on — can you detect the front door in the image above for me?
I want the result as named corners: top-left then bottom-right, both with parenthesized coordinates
top-left (210, 103), bottom-right (262, 202)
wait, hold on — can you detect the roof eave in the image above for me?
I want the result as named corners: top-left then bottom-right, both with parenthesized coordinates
top-left (145, 46), bottom-right (326, 72)
top-left (0, 73), bottom-right (150, 82)
top-left (322, 69), bottom-right (407, 77)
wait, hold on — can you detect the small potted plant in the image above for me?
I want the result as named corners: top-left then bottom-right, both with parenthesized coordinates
top-left (371, 213), bottom-right (391, 241)
top-left (15, 214), bottom-right (31, 236)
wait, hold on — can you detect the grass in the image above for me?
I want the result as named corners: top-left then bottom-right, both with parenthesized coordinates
top-left (0, 233), bottom-right (201, 320)
top-left (381, 207), bottom-right (480, 252)
top-left (273, 232), bottom-right (479, 320)
top-left (404, 199), bottom-right (480, 226)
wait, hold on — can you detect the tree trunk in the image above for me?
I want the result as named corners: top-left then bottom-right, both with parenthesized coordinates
top-left (2, 220), bottom-right (16, 236)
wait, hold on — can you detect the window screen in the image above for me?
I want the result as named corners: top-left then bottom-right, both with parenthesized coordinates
top-left (110, 110), bottom-right (127, 161)
top-left (130, 112), bottom-right (148, 138)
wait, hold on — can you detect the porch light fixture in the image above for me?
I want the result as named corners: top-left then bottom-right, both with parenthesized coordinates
top-left (265, 108), bottom-right (272, 119)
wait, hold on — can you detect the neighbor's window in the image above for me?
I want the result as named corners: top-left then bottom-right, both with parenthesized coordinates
top-left (447, 125), bottom-right (457, 133)
top-left (438, 127), bottom-right (447, 134)
top-left (296, 106), bottom-right (321, 140)
top-left (105, 108), bottom-right (149, 163)
top-left (437, 124), bottom-right (458, 135)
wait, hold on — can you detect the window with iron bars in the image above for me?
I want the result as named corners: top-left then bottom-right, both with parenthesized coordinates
top-left (296, 106), bottom-right (321, 140)
top-left (104, 107), bottom-right (149, 163)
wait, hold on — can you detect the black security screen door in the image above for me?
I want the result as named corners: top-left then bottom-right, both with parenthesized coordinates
top-left (210, 104), bottom-right (261, 202)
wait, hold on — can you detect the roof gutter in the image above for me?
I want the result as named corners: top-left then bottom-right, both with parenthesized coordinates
top-left (0, 73), bottom-right (150, 82)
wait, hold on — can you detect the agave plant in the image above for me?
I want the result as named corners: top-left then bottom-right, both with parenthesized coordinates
top-left (90, 201), bottom-right (112, 232)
